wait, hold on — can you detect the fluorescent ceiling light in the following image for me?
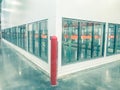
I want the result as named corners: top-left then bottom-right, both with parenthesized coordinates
top-left (1, 17), bottom-right (5, 21)
top-left (2, 8), bottom-right (15, 12)
top-left (6, 0), bottom-right (22, 6)
top-left (12, 1), bottom-right (22, 6)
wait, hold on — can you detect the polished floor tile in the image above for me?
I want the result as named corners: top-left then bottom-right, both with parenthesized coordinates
top-left (0, 40), bottom-right (120, 90)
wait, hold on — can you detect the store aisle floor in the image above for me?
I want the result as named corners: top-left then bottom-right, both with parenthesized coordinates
top-left (0, 40), bottom-right (120, 90)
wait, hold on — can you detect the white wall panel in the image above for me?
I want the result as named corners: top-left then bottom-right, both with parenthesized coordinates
top-left (1, 0), bottom-right (56, 28)
top-left (60, 0), bottom-right (120, 23)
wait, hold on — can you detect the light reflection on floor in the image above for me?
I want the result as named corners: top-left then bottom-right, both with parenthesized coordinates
top-left (0, 40), bottom-right (120, 90)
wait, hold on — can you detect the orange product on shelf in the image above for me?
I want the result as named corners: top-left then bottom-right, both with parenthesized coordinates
top-left (64, 24), bottom-right (68, 28)
top-left (108, 35), bottom-right (114, 39)
top-left (81, 35), bottom-right (86, 39)
top-left (64, 34), bottom-right (69, 38)
top-left (81, 35), bottom-right (92, 39)
top-left (94, 35), bottom-right (100, 39)
top-left (35, 34), bottom-right (39, 38)
top-left (87, 35), bottom-right (92, 39)
top-left (41, 34), bottom-right (47, 38)
top-left (71, 35), bottom-right (78, 40)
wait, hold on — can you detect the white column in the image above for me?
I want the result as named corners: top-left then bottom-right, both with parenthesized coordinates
top-left (55, 0), bottom-right (62, 75)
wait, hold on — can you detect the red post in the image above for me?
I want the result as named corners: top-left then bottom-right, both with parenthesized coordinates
top-left (50, 36), bottom-right (58, 86)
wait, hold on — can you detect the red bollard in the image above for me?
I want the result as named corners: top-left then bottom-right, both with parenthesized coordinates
top-left (50, 36), bottom-right (58, 86)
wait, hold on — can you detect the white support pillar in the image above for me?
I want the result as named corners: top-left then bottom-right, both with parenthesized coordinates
top-left (55, 0), bottom-right (62, 75)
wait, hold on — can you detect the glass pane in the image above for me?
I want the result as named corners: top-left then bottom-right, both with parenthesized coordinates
top-left (24, 26), bottom-right (28, 50)
top-left (22, 25), bottom-right (26, 50)
top-left (33, 22), bottom-right (39, 56)
top-left (92, 23), bottom-right (104, 57)
top-left (62, 19), bottom-right (78, 65)
top-left (18, 25), bottom-right (26, 49)
top-left (107, 24), bottom-right (116, 55)
top-left (80, 22), bottom-right (92, 60)
top-left (17, 27), bottom-right (21, 47)
top-left (11, 28), bottom-right (14, 43)
top-left (39, 20), bottom-right (48, 62)
top-left (7, 28), bottom-right (11, 42)
top-left (28, 24), bottom-right (33, 53)
top-left (12, 27), bottom-right (17, 45)
top-left (116, 25), bottom-right (120, 53)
